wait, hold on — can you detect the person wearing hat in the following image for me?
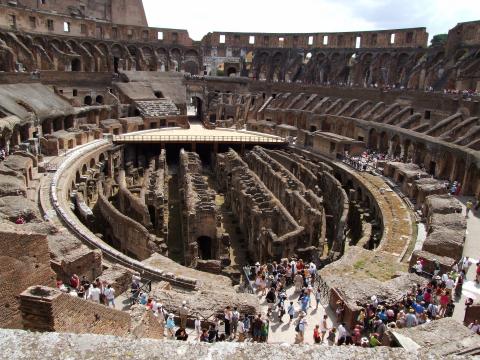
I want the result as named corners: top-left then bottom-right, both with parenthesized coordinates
top-left (405, 308), bottom-right (418, 327)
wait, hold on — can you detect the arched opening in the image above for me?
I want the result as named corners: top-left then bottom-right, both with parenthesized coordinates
top-left (89, 158), bottom-right (95, 168)
top-left (64, 116), bottom-right (74, 130)
top-left (84, 96), bottom-right (92, 106)
top-left (71, 58), bottom-right (81, 72)
top-left (390, 135), bottom-right (401, 158)
top-left (154, 91), bottom-right (163, 98)
top-left (226, 67), bottom-right (237, 77)
top-left (453, 157), bottom-right (466, 183)
top-left (437, 152), bottom-right (453, 179)
top-left (368, 128), bottom-right (379, 150)
top-left (81, 164), bottom-right (88, 175)
top-left (197, 236), bottom-right (212, 260)
top-left (189, 96), bottom-right (203, 121)
top-left (95, 95), bottom-right (104, 104)
top-left (379, 132), bottom-right (389, 153)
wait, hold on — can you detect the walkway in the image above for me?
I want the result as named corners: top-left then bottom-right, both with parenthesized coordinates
top-left (453, 197), bottom-right (480, 322)
top-left (113, 124), bottom-right (287, 144)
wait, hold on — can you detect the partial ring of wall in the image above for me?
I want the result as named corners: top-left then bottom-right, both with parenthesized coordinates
top-left (50, 139), bottom-right (198, 289)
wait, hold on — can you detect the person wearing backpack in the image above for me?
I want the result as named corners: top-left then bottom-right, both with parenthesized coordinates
top-left (294, 312), bottom-right (307, 344)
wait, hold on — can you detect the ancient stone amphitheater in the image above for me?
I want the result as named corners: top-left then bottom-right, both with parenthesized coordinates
top-left (0, 1), bottom-right (479, 358)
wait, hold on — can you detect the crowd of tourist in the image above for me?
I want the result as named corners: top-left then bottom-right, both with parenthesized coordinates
top-left (56, 274), bottom-right (117, 307)
top-left (342, 149), bottom-right (395, 173)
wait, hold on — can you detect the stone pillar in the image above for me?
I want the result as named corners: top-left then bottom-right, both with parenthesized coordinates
top-left (387, 140), bottom-right (394, 157)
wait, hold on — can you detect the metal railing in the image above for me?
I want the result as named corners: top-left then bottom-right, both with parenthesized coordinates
top-left (241, 266), bottom-right (255, 294)
top-left (112, 134), bottom-right (286, 144)
top-left (129, 279), bottom-right (152, 305)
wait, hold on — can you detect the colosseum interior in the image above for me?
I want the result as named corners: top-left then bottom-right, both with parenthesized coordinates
top-left (0, 0), bottom-right (479, 358)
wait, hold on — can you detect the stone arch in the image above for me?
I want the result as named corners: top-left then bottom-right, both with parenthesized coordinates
top-left (436, 151), bottom-right (454, 179)
top-left (170, 48), bottom-right (182, 72)
top-left (453, 157), bottom-right (466, 183)
top-left (81, 163), bottom-right (88, 175)
top-left (71, 58), bottom-right (81, 71)
top-left (464, 163), bottom-right (480, 196)
top-left (368, 128), bottom-right (379, 149)
top-left (84, 96), bottom-right (92, 105)
top-left (379, 131), bottom-right (389, 153)
top-left (95, 95), bottom-right (104, 104)
top-left (197, 236), bottom-right (213, 260)
top-left (390, 135), bottom-right (401, 158)
top-left (226, 67), bottom-right (237, 77)
top-left (111, 43), bottom-right (124, 72)
top-left (89, 158), bottom-right (95, 168)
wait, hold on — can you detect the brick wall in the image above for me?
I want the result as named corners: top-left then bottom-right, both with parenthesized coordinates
top-left (0, 227), bottom-right (56, 329)
top-left (20, 286), bottom-right (131, 336)
top-left (20, 285), bottom-right (165, 339)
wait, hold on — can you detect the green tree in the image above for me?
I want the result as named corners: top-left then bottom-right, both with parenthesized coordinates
top-left (430, 34), bottom-right (448, 47)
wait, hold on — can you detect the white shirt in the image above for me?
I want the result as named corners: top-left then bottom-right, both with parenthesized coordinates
top-left (445, 278), bottom-right (455, 289)
top-left (104, 287), bottom-right (115, 300)
top-left (338, 324), bottom-right (347, 338)
top-left (238, 321), bottom-right (245, 334)
top-left (469, 323), bottom-right (480, 334)
top-left (89, 287), bottom-right (101, 302)
top-left (195, 319), bottom-right (202, 331)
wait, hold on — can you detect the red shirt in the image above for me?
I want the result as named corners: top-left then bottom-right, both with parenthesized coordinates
top-left (70, 276), bottom-right (79, 288)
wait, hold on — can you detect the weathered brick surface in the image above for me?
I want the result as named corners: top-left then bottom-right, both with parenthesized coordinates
top-left (0, 227), bottom-right (56, 329)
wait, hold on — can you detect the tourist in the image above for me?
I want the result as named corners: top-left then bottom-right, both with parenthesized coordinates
top-left (104, 284), bottom-right (115, 308)
top-left (294, 312), bottom-right (307, 344)
top-left (200, 328), bottom-right (209, 342)
top-left (179, 301), bottom-right (189, 329)
top-left (166, 313), bottom-right (175, 339)
top-left (194, 316), bottom-right (202, 341)
top-left (231, 306), bottom-right (240, 339)
top-left (326, 327), bottom-right (336, 346)
top-left (88, 283), bottom-right (101, 303)
top-left (260, 319), bottom-right (269, 343)
top-left (315, 286), bottom-right (322, 309)
top-left (70, 274), bottom-right (80, 289)
top-left (294, 272), bottom-right (303, 292)
top-left (277, 288), bottom-right (287, 321)
top-left (224, 306), bottom-right (232, 338)
top-left (466, 199), bottom-right (473, 218)
top-left (468, 320), bottom-right (480, 334)
top-left (313, 324), bottom-right (321, 344)
top-left (243, 314), bottom-right (251, 336)
top-left (237, 316), bottom-right (246, 342)
top-left (265, 288), bottom-right (276, 317)
top-left (338, 322), bottom-right (350, 345)
top-left (320, 314), bottom-right (328, 342)
top-left (444, 300), bottom-right (455, 317)
top-left (175, 327), bottom-right (188, 341)
top-left (405, 309), bottom-right (418, 327)
top-left (373, 318), bottom-right (386, 342)
top-left (300, 291), bottom-right (309, 313)
top-left (369, 333), bottom-right (381, 347)
top-left (252, 314), bottom-right (263, 342)
top-left (439, 290), bottom-right (450, 316)
top-left (335, 300), bottom-right (345, 322)
top-left (287, 301), bottom-right (295, 323)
